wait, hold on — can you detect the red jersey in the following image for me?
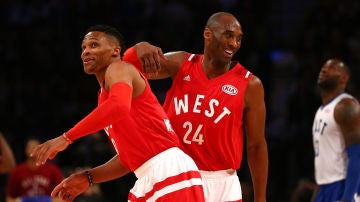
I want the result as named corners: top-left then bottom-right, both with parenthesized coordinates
top-left (163, 54), bottom-right (252, 171)
top-left (98, 77), bottom-right (179, 171)
top-left (6, 162), bottom-right (63, 197)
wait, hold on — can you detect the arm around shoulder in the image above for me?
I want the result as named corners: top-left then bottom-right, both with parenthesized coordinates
top-left (123, 41), bottom-right (187, 79)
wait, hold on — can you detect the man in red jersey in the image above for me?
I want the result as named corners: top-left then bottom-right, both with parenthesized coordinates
top-left (30, 25), bottom-right (205, 202)
top-left (6, 137), bottom-right (63, 202)
top-left (122, 12), bottom-right (268, 202)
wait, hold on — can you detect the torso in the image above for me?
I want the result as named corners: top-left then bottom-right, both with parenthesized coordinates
top-left (163, 54), bottom-right (252, 170)
top-left (312, 92), bottom-right (353, 185)
top-left (98, 76), bottom-right (179, 171)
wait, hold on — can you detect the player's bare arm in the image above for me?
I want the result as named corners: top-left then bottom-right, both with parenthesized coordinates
top-left (243, 75), bottom-right (268, 201)
top-left (52, 155), bottom-right (129, 202)
top-left (128, 42), bottom-right (188, 79)
top-left (0, 133), bottom-right (16, 173)
top-left (334, 97), bottom-right (360, 147)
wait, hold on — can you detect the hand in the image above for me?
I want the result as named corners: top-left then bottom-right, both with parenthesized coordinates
top-left (52, 171), bottom-right (89, 202)
top-left (135, 42), bottom-right (166, 77)
top-left (30, 135), bottom-right (69, 166)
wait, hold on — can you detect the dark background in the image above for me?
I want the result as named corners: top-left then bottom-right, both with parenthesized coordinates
top-left (1, 0), bottom-right (360, 201)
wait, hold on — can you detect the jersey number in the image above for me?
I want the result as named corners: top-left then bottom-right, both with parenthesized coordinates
top-left (183, 121), bottom-right (204, 145)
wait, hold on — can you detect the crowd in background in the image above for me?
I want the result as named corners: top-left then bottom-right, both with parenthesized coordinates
top-left (0, 0), bottom-right (359, 201)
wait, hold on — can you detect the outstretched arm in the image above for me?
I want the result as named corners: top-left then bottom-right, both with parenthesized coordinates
top-left (243, 75), bottom-right (268, 202)
top-left (0, 132), bottom-right (16, 173)
top-left (52, 155), bottom-right (129, 202)
top-left (31, 66), bottom-right (134, 166)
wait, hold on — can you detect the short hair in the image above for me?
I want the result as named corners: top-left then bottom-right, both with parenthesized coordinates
top-left (205, 12), bottom-right (237, 29)
top-left (86, 24), bottom-right (126, 53)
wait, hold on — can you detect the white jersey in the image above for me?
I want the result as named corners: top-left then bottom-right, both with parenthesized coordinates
top-left (312, 93), bottom-right (353, 185)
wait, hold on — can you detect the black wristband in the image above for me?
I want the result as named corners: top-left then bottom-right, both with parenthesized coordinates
top-left (84, 170), bottom-right (93, 186)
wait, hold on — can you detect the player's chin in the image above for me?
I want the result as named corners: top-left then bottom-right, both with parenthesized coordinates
top-left (83, 67), bottom-right (95, 74)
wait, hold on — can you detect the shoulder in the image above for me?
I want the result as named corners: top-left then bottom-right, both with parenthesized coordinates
top-left (247, 74), bottom-right (264, 92)
top-left (105, 60), bottom-right (139, 78)
top-left (244, 74), bottom-right (265, 108)
top-left (107, 60), bottom-right (133, 71)
top-left (334, 96), bottom-right (359, 126)
top-left (336, 96), bottom-right (358, 112)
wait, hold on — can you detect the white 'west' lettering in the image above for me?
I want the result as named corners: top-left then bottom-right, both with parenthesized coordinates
top-left (173, 94), bottom-right (232, 124)
top-left (174, 94), bottom-right (188, 115)
top-left (193, 95), bottom-right (204, 113)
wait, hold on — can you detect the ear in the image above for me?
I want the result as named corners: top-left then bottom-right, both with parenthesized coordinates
top-left (113, 46), bottom-right (121, 57)
top-left (203, 28), bottom-right (212, 39)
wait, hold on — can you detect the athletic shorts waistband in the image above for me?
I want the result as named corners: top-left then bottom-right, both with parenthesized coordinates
top-left (134, 147), bottom-right (181, 178)
top-left (199, 169), bottom-right (237, 179)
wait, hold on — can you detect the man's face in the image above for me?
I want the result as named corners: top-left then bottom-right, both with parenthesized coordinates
top-left (80, 31), bottom-right (116, 74)
top-left (206, 15), bottom-right (243, 63)
top-left (317, 60), bottom-right (345, 90)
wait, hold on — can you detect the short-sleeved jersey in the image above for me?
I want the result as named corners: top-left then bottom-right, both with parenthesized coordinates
top-left (6, 162), bottom-right (64, 197)
top-left (312, 93), bottom-right (353, 185)
top-left (98, 76), bottom-right (179, 171)
top-left (163, 54), bottom-right (252, 171)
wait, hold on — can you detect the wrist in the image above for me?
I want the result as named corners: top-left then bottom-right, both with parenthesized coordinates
top-left (62, 132), bottom-right (73, 144)
top-left (84, 170), bottom-right (93, 186)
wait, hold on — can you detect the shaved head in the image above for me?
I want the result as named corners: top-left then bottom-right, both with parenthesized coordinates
top-left (205, 12), bottom-right (239, 29)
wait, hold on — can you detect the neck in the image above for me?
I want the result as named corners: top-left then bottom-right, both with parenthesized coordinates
top-left (201, 57), bottom-right (231, 79)
top-left (321, 89), bottom-right (344, 105)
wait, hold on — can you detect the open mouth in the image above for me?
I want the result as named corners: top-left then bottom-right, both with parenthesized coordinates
top-left (224, 49), bottom-right (233, 56)
top-left (83, 57), bottom-right (94, 64)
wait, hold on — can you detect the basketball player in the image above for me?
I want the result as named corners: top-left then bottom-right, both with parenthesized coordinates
top-left (30, 25), bottom-right (205, 202)
top-left (123, 12), bottom-right (268, 202)
top-left (312, 58), bottom-right (360, 202)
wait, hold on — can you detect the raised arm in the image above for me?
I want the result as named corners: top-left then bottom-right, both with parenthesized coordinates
top-left (0, 132), bottom-right (16, 173)
top-left (123, 41), bottom-right (188, 80)
top-left (243, 75), bottom-right (268, 202)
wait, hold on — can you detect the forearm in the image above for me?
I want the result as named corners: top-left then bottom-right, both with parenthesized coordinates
top-left (6, 196), bottom-right (21, 202)
top-left (342, 144), bottom-right (360, 201)
top-left (89, 155), bottom-right (130, 184)
top-left (247, 141), bottom-right (268, 201)
top-left (0, 133), bottom-right (16, 173)
top-left (123, 43), bottom-right (174, 79)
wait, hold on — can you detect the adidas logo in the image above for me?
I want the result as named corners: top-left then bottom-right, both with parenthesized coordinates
top-left (183, 75), bottom-right (191, 81)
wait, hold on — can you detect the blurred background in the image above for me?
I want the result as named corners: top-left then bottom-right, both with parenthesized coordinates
top-left (0, 0), bottom-right (359, 201)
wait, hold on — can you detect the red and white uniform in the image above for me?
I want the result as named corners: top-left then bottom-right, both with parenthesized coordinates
top-left (98, 77), bottom-right (204, 201)
top-left (163, 54), bottom-right (251, 171)
top-left (163, 54), bottom-right (251, 202)
top-left (6, 162), bottom-right (63, 198)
